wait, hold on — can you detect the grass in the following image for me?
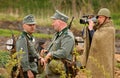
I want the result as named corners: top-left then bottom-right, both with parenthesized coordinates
top-left (0, 13), bottom-right (52, 27)
top-left (0, 11), bottom-right (120, 30)
top-left (0, 0), bottom-right (119, 30)
top-left (33, 33), bottom-right (52, 39)
top-left (0, 12), bottom-right (119, 40)
top-left (36, 17), bottom-right (52, 27)
top-left (0, 13), bottom-right (18, 21)
top-left (0, 29), bottom-right (20, 37)
top-left (112, 13), bottom-right (120, 29)
top-left (0, 29), bottom-right (52, 39)
top-left (0, 50), bottom-right (10, 68)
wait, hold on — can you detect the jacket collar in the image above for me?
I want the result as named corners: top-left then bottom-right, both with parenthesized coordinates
top-left (22, 31), bottom-right (33, 41)
top-left (56, 27), bottom-right (68, 37)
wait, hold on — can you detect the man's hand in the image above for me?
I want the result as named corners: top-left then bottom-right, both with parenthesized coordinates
top-left (40, 49), bottom-right (48, 57)
top-left (39, 57), bottom-right (46, 66)
top-left (27, 70), bottom-right (34, 78)
top-left (88, 20), bottom-right (94, 30)
top-left (45, 53), bottom-right (52, 63)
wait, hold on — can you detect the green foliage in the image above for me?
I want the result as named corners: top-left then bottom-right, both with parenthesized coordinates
top-left (0, 75), bottom-right (4, 78)
top-left (116, 63), bottom-right (120, 69)
top-left (0, 51), bottom-right (10, 67)
top-left (0, 51), bottom-right (10, 78)
top-left (0, 0), bottom-right (119, 30)
top-left (5, 50), bottom-right (24, 77)
top-left (36, 18), bottom-right (52, 27)
top-left (112, 13), bottom-right (120, 29)
top-left (0, 29), bottom-right (20, 37)
top-left (0, 0), bottom-right (53, 19)
top-left (0, 28), bottom-right (52, 39)
top-left (0, 0), bottom-right (120, 19)
top-left (73, 47), bottom-right (92, 78)
top-left (0, 13), bottom-right (18, 21)
top-left (33, 33), bottom-right (52, 39)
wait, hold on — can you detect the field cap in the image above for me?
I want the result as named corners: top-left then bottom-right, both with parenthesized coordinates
top-left (51, 10), bottom-right (69, 23)
top-left (23, 14), bottom-right (36, 24)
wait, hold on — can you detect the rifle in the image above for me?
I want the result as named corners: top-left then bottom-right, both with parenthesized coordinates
top-left (11, 29), bottom-right (16, 54)
top-left (5, 29), bottom-right (16, 56)
top-left (6, 29), bottom-right (24, 78)
top-left (68, 16), bottom-right (74, 29)
top-left (72, 52), bottom-right (77, 77)
top-left (14, 64), bottom-right (24, 78)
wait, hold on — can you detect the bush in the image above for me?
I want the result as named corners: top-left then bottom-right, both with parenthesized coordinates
top-left (0, 50), bottom-right (10, 68)
top-left (116, 63), bottom-right (120, 69)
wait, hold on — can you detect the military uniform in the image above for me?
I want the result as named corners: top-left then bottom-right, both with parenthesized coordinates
top-left (16, 15), bottom-right (40, 77)
top-left (45, 10), bottom-right (75, 78)
top-left (82, 8), bottom-right (115, 78)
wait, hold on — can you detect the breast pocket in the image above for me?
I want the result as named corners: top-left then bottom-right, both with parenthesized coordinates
top-left (28, 41), bottom-right (36, 55)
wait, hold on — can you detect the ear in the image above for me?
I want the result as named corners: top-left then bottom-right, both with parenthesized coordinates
top-left (23, 24), bottom-right (26, 29)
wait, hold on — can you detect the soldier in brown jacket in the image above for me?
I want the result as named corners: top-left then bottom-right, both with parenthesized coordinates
top-left (82, 8), bottom-right (115, 78)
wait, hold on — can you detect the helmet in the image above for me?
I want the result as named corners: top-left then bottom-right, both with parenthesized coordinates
top-left (97, 8), bottom-right (111, 17)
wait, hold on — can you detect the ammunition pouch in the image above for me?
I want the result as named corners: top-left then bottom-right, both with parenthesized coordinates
top-left (48, 59), bottom-right (65, 75)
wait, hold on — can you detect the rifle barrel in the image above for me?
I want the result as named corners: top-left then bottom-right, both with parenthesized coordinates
top-left (68, 17), bottom-right (74, 29)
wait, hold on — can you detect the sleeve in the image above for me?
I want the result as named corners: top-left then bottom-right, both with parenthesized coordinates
top-left (51, 35), bottom-right (74, 59)
top-left (16, 37), bottom-right (30, 72)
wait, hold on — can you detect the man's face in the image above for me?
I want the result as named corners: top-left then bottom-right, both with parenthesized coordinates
top-left (23, 24), bottom-right (36, 34)
top-left (97, 15), bottom-right (106, 25)
top-left (52, 19), bottom-right (61, 32)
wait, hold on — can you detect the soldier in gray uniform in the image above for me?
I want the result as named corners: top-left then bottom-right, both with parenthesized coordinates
top-left (16, 14), bottom-right (45, 78)
top-left (42, 10), bottom-right (75, 78)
